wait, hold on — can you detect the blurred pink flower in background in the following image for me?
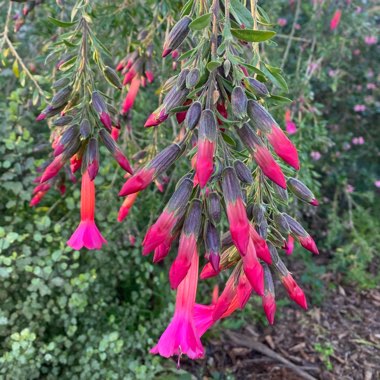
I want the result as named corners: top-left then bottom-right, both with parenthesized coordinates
top-left (310, 151), bottom-right (322, 161)
top-left (342, 142), bottom-right (351, 151)
top-left (355, 6), bottom-right (362, 13)
top-left (295, 23), bottom-right (301, 30)
top-left (346, 184), bottom-right (354, 193)
top-left (375, 180), bottom-right (380, 188)
top-left (330, 9), bottom-right (342, 30)
top-left (366, 69), bottom-right (374, 78)
top-left (278, 18), bottom-right (287, 27)
top-left (352, 136), bottom-right (365, 145)
top-left (285, 109), bottom-right (297, 134)
top-left (364, 36), bottom-right (377, 45)
top-left (354, 104), bottom-right (366, 112)
top-left (367, 83), bottom-right (376, 90)
top-left (353, 49), bottom-right (361, 56)
top-left (328, 69), bottom-right (338, 77)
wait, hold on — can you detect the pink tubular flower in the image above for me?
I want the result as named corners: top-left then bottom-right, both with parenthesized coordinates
top-left (298, 235), bottom-right (319, 255)
top-left (169, 200), bottom-right (202, 289)
top-left (121, 76), bottom-right (141, 115)
top-left (67, 171), bottom-right (107, 250)
top-left (330, 9), bottom-right (342, 31)
top-left (144, 107), bottom-right (169, 128)
top-left (250, 225), bottom-right (272, 264)
top-left (40, 155), bottom-right (65, 183)
top-left (281, 274), bottom-right (307, 309)
top-left (253, 145), bottom-right (287, 188)
top-left (117, 192), bottom-right (139, 222)
top-left (285, 109), bottom-right (297, 134)
top-left (267, 125), bottom-right (300, 170)
top-left (153, 235), bottom-right (175, 263)
top-left (242, 239), bottom-right (264, 296)
top-left (30, 188), bottom-right (50, 207)
top-left (262, 293), bottom-right (276, 325)
top-left (151, 253), bottom-right (204, 360)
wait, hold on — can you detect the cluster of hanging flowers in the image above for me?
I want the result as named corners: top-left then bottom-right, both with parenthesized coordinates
top-left (117, 4), bottom-right (320, 361)
top-left (32, 11), bottom-right (133, 250)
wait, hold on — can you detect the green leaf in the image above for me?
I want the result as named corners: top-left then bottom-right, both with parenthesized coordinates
top-left (189, 13), bottom-right (211, 31)
top-left (230, 0), bottom-right (254, 29)
top-left (231, 29), bottom-right (276, 42)
top-left (181, 0), bottom-right (194, 17)
top-left (59, 56), bottom-right (77, 71)
top-left (206, 61), bottom-right (221, 72)
top-left (262, 64), bottom-right (288, 92)
top-left (221, 132), bottom-right (236, 147)
top-left (241, 64), bottom-right (267, 79)
top-left (267, 95), bottom-right (292, 104)
top-left (48, 17), bottom-right (77, 28)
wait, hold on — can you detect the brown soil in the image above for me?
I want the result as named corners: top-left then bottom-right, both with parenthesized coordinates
top-left (182, 284), bottom-right (380, 380)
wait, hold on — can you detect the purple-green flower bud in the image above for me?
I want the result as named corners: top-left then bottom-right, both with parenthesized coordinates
top-left (282, 213), bottom-right (308, 237)
top-left (162, 16), bottom-right (192, 57)
top-left (176, 69), bottom-right (190, 90)
top-left (245, 77), bottom-right (269, 98)
top-left (91, 91), bottom-right (107, 113)
top-left (166, 178), bottom-right (193, 215)
top-left (221, 231), bottom-right (234, 249)
top-left (205, 221), bottom-right (220, 272)
top-left (52, 77), bottom-right (71, 90)
top-left (86, 137), bottom-right (100, 180)
top-left (185, 101), bottom-right (202, 130)
top-left (252, 204), bottom-right (266, 225)
top-left (287, 178), bottom-right (319, 206)
top-left (51, 86), bottom-right (72, 108)
top-left (273, 213), bottom-right (290, 234)
top-left (53, 115), bottom-right (73, 127)
top-left (222, 167), bottom-right (243, 203)
top-left (247, 100), bottom-right (277, 133)
top-left (235, 123), bottom-right (263, 152)
top-left (207, 191), bottom-right (221, 224)
top-left (163, 86), bottom-right (189, 112)
top-left (103, 66), bottom-right (123, 90)
top-left (182, 199), bottom-right (202, 237)
top-left (257, 219), bottom-right (268, 239)
top-left (234, 160), bottom-right (253, 184)
top-left (186, 68), bottom-right (200, 88)
top-left (148, 143), bottom-right (182, 174)
top-left (199, 109), bottom-right (217, 141)
top-left (231, 86), bottom-right (248, 119)
top-left (80, 119), bottom-right (91, 139)
top-left (263, 263), bottom-right (275, 295)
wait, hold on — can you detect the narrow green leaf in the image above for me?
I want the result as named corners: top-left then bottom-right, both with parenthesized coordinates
top-left (231, 29), bottom-right (276, 42)
top-left (267, 95), bottom-right (292, 104)
top-left (206, 61), bottom-right (221, 72)
top-left (189, 13), bottom-right (211, 31)
top-left (262, 65), bottom-right (288, 92)
top-left (221, 132), bottom-right (236, 147)
top-left (48, 17), bottom-right (77, 28)
top-left (181, 0), bottom-right (194, 17)
top-left (230, 0), bottom-right (254, 29)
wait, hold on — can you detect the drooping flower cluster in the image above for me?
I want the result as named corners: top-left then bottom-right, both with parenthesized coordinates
top-left (117, 3), bottom-right (320, 362)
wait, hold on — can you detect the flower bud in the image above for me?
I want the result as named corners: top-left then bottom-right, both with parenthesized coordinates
top-left (166, 178), bottom-right (193, 216)
top-left (235, 123), bottom-right (263, 153)
top-left (205, 222), bottom-right (220, 273)
top-left (54, 124), bottom-right (80, 156)
top-left (273, 213), bottom-right (290, 234)
top-left (163, 86), bottom-right (189, 113)
top-left (53, 115), bottom-right (73, 127)
top-left (252, 204), bottom-right (265, 225)
top-left (234, 160), bottom-right (253, 184)
top-left (186, 68), bottom-right (200, 88)
top-left (80, 119), bottom-right (91, 139)
top-left (182, 199), bottom-right (202, 237)
top-left (257, 219), bottom-right (268, 239)
top-left (231, 86), bottom-right (247, 119)
top-left (245, 77), bottom-right (269, 97)
top-left (51, 86), bottom-right (72, 108)
top-left (103, 66), bottom-right (123, 90)
top-left (247, 100), bottom-right (276, 133)
top-left (52, 77), bottom-right (71, 90)
top-left (86, 138), bottom-right (100, 180)
top-left (99, 129), bottom-right (133, 174)
top-left (206, 192), bottom-right (221, 224)
top-left (36, 105), bottom-right (66, 121)
top-left (281, 274), bottom-right (308, 310)
top-left (262, 263), bottom-right (276, 325)
top-left (184, 101), bottom-right (202, 130)
top-left (273, 183), bottom-right (288, 202)
top-left (223, 59), bottom-right (231, 77)
top-left (91, 91), bottom-right (107, 113)
top-left (287, 178), bottom-right (318, 206)
top-left (162, 16), bottom-right (192, 57)
top-left (148, 143), bottom-right (181, 174)
top-left (176, 69), bottom-right (190, 89)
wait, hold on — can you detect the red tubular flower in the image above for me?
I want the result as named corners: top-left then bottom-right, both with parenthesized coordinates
top-left (121, 76), bottom-right (141, 115)
top-left (281, 273), bottom-right (307, 310)
top-left (169, 200), bottom-right (202, 289)
top-left (222, 167), bottom-right (250, 255)
top-left (67, 171), bottom-right (107, 250)
top-left (99, 112), bottom-right (112, 131)
top-left (70, 154), bottom-right (82, 174)
top-left (151, 253), bottom-right (204, 360)
top-left (118, 167), bottom-right (155, 196)
top-left (236, 272), bottom-right (253, 308)
top-left (266, 125), bottom-right (300, 170)
top-left (212, 273), bottom-right (237, 321)
top-left (249, 225), bottom-right (272, 264)
top-left (253, 145), bottom-right (287, 188)
top-left (111, 127), bottom-right (120, 141)
top-left (117, 192), bottom-right (139, 222)
top-left (200, 262), bottom-right (219, 279)
top-left (299, 235), bottom-right (319, 255)
top-left (153, 235), bottom-right (175, 263)
top-left (330, 9), bottom-right (342, 31)
top-left (143, 178), bottom-right (193, 255)
top-left (145, 70), bottom-right (154, 83)
top-left (242, 239), bottom-right (264, 296)
top-left (30, 186), bottom-right (50, 207)
top-left (40, 155), bottom-right (65, 183)
top-left (144, 107), bottom-right (169, 127)
top-left (119, 144), bottom-right (181, 196)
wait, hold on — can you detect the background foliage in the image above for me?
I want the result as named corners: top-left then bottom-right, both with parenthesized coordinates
top-left (0, 0), bottom-right (378, 378)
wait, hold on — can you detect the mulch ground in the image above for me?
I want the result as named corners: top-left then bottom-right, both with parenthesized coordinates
top-left (181, 283), bottom-right (380, 380)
